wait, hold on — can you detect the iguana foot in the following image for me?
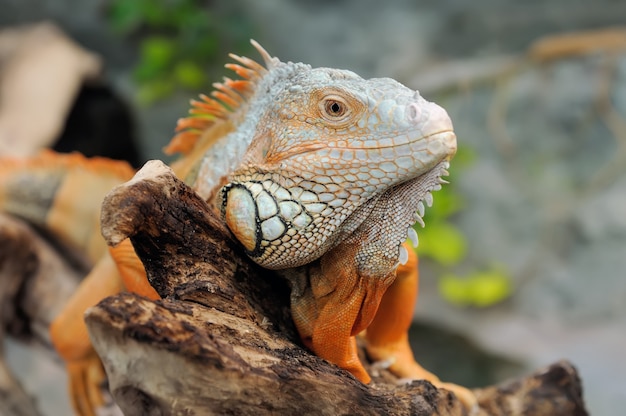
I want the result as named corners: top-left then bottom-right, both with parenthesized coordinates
top-left (364, 247), bottom-right (477, 412)
top-left (434, 381), bottom-right (478, 414)
top-left (66, 352), bottom-right (106, 416)
top-left (366, 336), bottom-right (477, 412)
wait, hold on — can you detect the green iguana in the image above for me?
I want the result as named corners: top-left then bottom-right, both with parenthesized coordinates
top-left (0, 40), bottom-right (475, 414)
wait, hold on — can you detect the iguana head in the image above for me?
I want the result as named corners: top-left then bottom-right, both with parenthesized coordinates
top-left (174, 41), bottom-right (456, 271)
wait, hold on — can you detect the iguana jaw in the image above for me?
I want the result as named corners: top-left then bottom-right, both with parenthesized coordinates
top-left (339, 156), bottom-right (453, 279)
top-left (394, 158), bottom-right (452, 265)
top-left (384, 129), bottom-right (455, 267)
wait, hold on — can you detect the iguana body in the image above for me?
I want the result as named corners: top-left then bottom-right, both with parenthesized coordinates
top-left (0, 41), bottom-right (474, 414)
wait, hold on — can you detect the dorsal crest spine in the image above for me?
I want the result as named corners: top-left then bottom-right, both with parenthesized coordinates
top-left (164, 40), bottom-right (276, 155)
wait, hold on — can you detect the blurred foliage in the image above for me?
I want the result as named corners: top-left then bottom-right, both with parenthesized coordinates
top-left (439, 267), bottom-right (512, 308)
top-left (415, 146), bottom-right (513, 307)
top-left (107, 0), bottom-right (250, 104)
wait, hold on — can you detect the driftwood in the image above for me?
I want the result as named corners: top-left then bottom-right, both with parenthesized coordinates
top-left (86, 161), bottom-right (588, 416)
top-left (0, 214), bottom-right (86, 416)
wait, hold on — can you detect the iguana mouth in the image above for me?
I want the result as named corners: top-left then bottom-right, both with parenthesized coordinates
top-left (274, 129), bottom-right (456, 162)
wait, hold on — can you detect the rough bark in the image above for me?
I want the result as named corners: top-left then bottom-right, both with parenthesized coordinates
top-left (88, 160), bottom-right (588, 416)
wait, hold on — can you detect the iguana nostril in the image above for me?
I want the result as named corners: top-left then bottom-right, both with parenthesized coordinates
top-left (407, 103), bottom-right (421, 122)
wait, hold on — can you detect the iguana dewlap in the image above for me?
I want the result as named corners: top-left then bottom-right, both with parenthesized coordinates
top-left (0, 40), bottom-right (475, 413)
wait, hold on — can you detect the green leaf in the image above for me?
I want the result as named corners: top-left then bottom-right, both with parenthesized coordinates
top-left (438, 268), bottom-right (513, 308)
top-left (439, 273), bottom-right (471, 306)
top-left (187, 33), bottom-right (218, 60)
top-left (175, 4), bottom-right (212, 30)
top-left (136, 78), bottom-right (176, 105)
top-left (174, 61), bottom-right (207, 89)
top-left (141, 0), bottom-right (171, 26)
top-left (108, 0), bottom-right (146, 33)
top-left (416, 222), bottom-right (467, 266)
top-left (142, 36), bottom-right (176, 68)
top-left (133, 37), bottom-right (177, 82)
top-left (467, 268), bottom-right (513, 307)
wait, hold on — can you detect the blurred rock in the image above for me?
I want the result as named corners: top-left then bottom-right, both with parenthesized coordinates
top-left (0, 23), bottom-right (102, 157)
top-left (418, 51), bottom-right (626, 416)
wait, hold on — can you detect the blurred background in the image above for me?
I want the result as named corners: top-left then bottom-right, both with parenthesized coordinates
top-left (1, 0), bottom-right (625, 415)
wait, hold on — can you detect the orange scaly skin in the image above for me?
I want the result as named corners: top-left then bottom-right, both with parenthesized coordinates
top-left (0, 41), bottom-right (475, 414)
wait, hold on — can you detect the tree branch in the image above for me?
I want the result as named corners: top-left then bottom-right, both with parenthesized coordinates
top-left (88, 160), bottom-right (588, 416)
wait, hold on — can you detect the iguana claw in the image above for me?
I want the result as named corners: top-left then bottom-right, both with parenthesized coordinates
top-left (66, 352), bottom-right (106, 416)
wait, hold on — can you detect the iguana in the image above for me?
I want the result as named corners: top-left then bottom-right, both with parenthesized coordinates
top-left (0, 40), bottom-right (475, 414)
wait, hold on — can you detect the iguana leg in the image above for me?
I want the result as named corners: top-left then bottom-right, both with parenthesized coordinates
top-left (307, 278), bottom-right (377, 383)
top-left (50, 241), bottom-right (158, 415)
top-left (364, 243), bottom-right (477, 410)
top-left (364, 243), bottom-right (422, 377)
top-left (49, 253), bottom-right (123, 416)
top-left (290, 242), bottom-right (391, 383)
top-left (108, 239), bottom-right (159, 299)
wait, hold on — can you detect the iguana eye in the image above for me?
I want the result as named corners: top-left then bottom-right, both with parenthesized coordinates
top-left (320, 95), bottom-right (349, 120)
top-left (312, 89), bottom-right (363, 127)
top-left (325, 100), bottom-right (345, 117)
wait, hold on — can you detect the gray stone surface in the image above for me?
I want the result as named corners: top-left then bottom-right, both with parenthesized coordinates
top-left (416, 53), bottom-right (626, 415)
top-left (5, 339), bottom-right (71, 415)
top-left (3, 0), bottom-right (626, 415)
